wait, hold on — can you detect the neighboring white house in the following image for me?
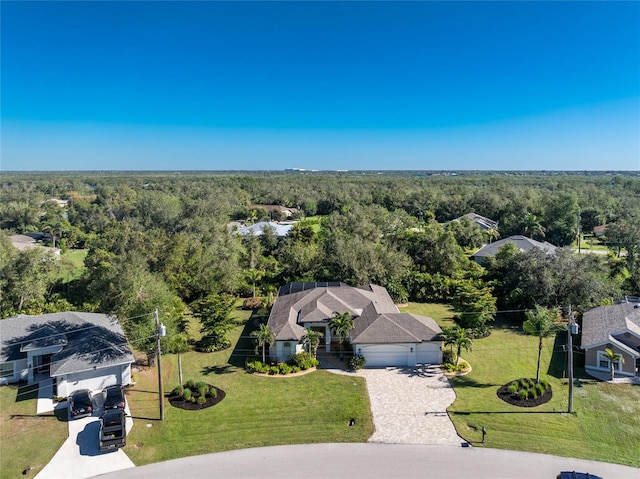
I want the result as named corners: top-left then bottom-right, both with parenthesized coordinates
top-left (0, 312), bottom-right (134, 397)
top-left (266, 282), bottom-right (443, 367)
top-left (236, 221), bottom-right (293, 238)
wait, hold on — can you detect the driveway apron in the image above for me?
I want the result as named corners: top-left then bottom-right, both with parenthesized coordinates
top-left (35, 397), bottom-right (135, 479)
top-left (358, 366), bottom-right (463, 445)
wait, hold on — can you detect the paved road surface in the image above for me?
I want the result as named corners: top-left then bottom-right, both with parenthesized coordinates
top-left (91, 443), bottom-right (639, 479)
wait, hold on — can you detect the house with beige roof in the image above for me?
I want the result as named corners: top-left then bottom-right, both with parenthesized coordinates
top-left (266, 282), bottom-right (443, 367)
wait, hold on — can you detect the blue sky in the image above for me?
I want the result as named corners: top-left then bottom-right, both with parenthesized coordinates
top-left (1, 1), bottom-right (639, 171)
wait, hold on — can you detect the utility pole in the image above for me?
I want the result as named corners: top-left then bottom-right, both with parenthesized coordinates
top-left (567, 305), bottom-right (575, 414)
top-left (577, 214), bottom-right (582, 254)
top-left (155, 308), bottom-right (166, 421)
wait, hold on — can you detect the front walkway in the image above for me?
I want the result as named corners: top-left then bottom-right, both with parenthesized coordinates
top-left (585, 367), bottom-right (640, 384)
top-left (358, 366), bottom-right (463, 445)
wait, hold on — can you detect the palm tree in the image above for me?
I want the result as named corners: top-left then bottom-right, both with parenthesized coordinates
top-left (522, 212), bottom-right (545, 240)
top-left (329, 311), bottom-right (354, 359)
top-left (523, 305), bottom-right (559, 383)
top-left (302, 328), bottom-right (324, 358)
top-left (245, 268), bottom-right (264, 297)
top-left (441, 326), bottom-right (473, 365)
top-left (250, 324), bottom-right (275, 363)
top-left (602, 348), bottom-right (624, 381)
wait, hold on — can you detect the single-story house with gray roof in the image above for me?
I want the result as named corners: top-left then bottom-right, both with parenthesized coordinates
top-left (266, 282), bottom-right (442, 367)
top-left (581, 302), bottom-right (640, 378)
top-left (472, 235), bottom-right (557, 264)
top-left (0, 312), bottom-right (134, 397)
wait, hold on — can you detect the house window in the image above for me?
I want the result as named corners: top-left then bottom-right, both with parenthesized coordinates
top-left (0, 362), bottom-right (13, 378)
top-left (598, 351), bottom-right (621, 371)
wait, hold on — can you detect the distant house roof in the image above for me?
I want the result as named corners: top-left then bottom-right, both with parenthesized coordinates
top-left (0, 312), bottom-right (134, 375)
top-left (455, 213), bottom-right (499, 230)
top-left (249, 204), bottom-right (300, 217)
top-left (581, 303), bottom-right (640, 357)
top-left (267, 282), bottom-right (441, 344)
top-left (472, 235), bottom-right (557, 262)
top-left (9, 234), bottom-right (60, 257)
top-left (236, 221), bottom-right (293, 238)
top-left (593, 225), bottom-right (608, 237)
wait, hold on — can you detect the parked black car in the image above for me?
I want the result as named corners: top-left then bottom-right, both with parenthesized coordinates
top-left (68, 389), bottom-right (93, 418)
top-left (102, 385), bottom-right (125, 410)
top-left (99, 409), bottom-right (126, 452)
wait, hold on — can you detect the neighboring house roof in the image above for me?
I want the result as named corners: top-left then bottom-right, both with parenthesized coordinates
top-left (472, 235), bottom-right (557, 260)
top-left (581, 303), bottom-right (640, 359)
top-left (9, 234), bottom-right (60, 256)
top-left (0, 312), bottom-right (134, 375)
top-left (267, 282), bottom-right (442, 344)
top-left (236, 222), bottom-right (293, 237)
top-left (249, 204), bottom-right (300, 217)
top-left (455, 213), bottom-right (499, 231)
top-left (593, 225), bottom-right (608, 236)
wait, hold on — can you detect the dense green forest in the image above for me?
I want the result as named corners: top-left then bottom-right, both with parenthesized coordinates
top-left (1, 171), bottom-right (638, 353)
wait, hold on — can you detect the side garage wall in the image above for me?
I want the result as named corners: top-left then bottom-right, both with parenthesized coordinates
top-left (56, 363), bottom-right (131, 397)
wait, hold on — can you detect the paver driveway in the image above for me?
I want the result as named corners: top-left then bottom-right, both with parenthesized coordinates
top-left (358, 365), bottom-right (463, 445)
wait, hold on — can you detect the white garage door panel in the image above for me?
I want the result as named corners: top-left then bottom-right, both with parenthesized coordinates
top-left (65, 367), bottom-right (119, 394)
top-left (362, 345), bottom-right (408, 367)
top-left (416, 343), bottom-right (440, 364)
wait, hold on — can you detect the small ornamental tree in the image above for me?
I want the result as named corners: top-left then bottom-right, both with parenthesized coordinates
top-left (302, 328), bottom-right (324, 358)
top-left (602, 348), bottom-right (624, 381)
top-left (523, 305), bottom-right (560, 383)
top-left (250, 323), bottom-right (275, 363)
top-left (329, 311), bottom-right (354, 358)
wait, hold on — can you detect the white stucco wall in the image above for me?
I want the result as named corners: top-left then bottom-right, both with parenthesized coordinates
top-left (55, 363), bottom-right (131, 397)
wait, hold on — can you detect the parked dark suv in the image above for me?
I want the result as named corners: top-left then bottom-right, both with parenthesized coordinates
top-left (102, 385), bottom-right (125, 410)
top-left (69, 389), bottom-right (93, 418)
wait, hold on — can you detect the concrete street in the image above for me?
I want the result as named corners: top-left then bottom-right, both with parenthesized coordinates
top-left (91, 443), bottom-right (640, 479)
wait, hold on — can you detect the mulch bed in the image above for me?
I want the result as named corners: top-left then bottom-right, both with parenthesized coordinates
top-left (497, 381), bottom-right (552, 408)
top-left (167, 386), bottom-right (226, 411)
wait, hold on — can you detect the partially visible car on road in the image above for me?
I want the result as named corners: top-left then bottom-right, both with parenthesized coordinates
top-left (102, 385), bottom-right (125, 410)
top-left (557, 472), bottom-right (604, 479)
top-left (69, 389), bottom-right (93, 418)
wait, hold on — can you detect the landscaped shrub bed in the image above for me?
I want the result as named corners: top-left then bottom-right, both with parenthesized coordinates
top-left (246, 352), bottom-right (318, 375)
top-left (497, 378), bottom-right (552, 407)
top-left (168, 379), bottom-right (226, 410)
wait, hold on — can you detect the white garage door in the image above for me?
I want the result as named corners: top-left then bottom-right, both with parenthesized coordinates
top-left (416, 342), bottom-right (441, 364)
top-left (361, 344), bottom-right (408, 367)
top-left (59, 366), bottom-right (120, 396)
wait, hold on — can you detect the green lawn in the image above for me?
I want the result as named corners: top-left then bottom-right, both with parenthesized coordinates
top-left (401, 302), bottom-right (640, 467)
top-left (58, 249), bottom-right (87, 282)
top-left (0, 383), bottom-right (68, 479)
top-left (125, 310), bottom-right (374, 465)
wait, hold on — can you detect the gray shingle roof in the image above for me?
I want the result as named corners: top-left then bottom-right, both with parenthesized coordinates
top-left (472, 235), bottom-right (557, 259)
top-left (267, 283), bottom-right (441, 344)
top-left (0, 312), bottom-right (134, 375)
top-left (236, 222), bottom-right (293, 237)
top-left (351, 313), bottom-right (442, 344)
top-left (581, 303), bottom-right (640, 351)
